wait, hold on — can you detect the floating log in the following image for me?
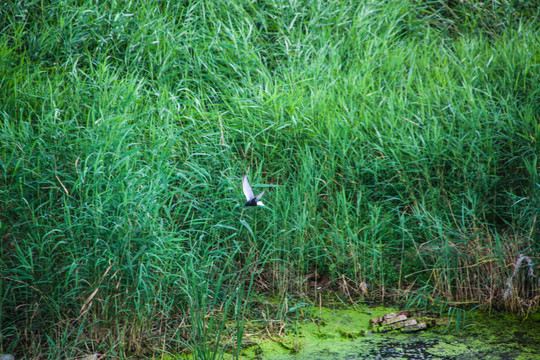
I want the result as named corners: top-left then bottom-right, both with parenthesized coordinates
top-left (383, 314), bottom-right (408, 325)
top-left (402, 322), bottom-right (427, 333)
top-left (370, 311), bottom-right (432, 334)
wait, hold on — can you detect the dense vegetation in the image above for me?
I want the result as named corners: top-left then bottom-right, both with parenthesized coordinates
top-left (1, 0), bottom-right (539, 358)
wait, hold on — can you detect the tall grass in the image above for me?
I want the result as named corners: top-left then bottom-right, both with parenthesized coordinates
top-left (1, 0), bottom-right (539, 358)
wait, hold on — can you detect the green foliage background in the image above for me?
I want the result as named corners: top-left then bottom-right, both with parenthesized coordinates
top-left (1, 0), bottom-right (539, 358)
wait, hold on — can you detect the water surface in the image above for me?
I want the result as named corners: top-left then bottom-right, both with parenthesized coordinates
top-left (242, 307), bottom-right (540, 360)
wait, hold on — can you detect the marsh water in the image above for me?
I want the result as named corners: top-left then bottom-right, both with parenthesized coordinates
top-left (240, 307), bottom-right (540, 360)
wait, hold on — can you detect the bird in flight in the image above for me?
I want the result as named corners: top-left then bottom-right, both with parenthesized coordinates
top-left (242, 174), bottom-right (265, 207)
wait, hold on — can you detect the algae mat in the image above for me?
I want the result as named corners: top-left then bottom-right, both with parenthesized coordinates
top-left (242, 307), bottom-right (540, 360)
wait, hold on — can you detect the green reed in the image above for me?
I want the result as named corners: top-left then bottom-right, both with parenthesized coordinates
top-left (1, 0), bottom-right (538, 358)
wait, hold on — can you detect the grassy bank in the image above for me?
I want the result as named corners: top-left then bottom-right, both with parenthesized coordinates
top-left (1, 0), bottom-right (539, 358)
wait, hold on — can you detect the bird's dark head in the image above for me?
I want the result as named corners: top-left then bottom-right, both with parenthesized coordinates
top-left (244, 198), bottom-right (258, 207)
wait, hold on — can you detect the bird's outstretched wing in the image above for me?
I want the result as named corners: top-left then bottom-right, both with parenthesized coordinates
top-left (254, 191), bottom-right (265, 201)
top-left (242, 174), bottom-right (255, 200)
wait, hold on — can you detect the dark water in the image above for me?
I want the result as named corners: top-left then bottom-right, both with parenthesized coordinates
top-left (368, 340), bottom-right (448, 360)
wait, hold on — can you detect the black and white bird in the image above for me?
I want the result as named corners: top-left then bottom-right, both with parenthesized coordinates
top-left (242, 174), bottom-right (265, 207)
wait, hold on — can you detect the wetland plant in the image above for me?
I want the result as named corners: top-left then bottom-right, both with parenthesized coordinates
top-left (0, 0), bottom-right (538, 358)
